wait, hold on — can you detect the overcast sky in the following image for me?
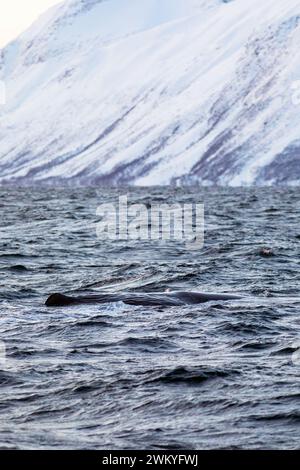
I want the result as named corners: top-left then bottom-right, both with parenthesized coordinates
top-left (0, 0), bottom-right (62, 48)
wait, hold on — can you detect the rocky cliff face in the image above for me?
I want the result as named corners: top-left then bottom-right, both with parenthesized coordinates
top-left (0, 0), bottom-right (299, 185)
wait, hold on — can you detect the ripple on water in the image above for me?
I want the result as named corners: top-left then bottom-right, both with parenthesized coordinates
top-left (0, 187), bottom-right (299, 449)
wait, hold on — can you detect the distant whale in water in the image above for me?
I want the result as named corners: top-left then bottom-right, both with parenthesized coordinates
top-left (45, 291), bottom-right (242, 307)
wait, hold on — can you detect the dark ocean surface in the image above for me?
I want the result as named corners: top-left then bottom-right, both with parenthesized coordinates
top-left (0, 187), bottom-right (299, 450)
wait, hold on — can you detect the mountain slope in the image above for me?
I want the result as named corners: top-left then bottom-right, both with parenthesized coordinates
top-left (0, 0), bottom-right (300, 185)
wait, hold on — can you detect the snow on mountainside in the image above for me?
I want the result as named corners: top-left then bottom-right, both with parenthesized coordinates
top-left (0, 0), bottom-right (300, 185)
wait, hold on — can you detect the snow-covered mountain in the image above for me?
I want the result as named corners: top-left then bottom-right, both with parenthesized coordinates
top-left (0, 0), bottom-right (300, 186)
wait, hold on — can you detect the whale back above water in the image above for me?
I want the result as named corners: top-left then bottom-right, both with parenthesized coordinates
top-left (45, 291), bottom-right (242, 307)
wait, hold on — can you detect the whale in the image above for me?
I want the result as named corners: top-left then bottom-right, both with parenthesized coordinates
top-left (45, 291), bottom-right (242, 307)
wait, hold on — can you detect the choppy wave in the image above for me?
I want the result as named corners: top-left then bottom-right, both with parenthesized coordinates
top-left (0, 187), bottom-right (299, 449)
